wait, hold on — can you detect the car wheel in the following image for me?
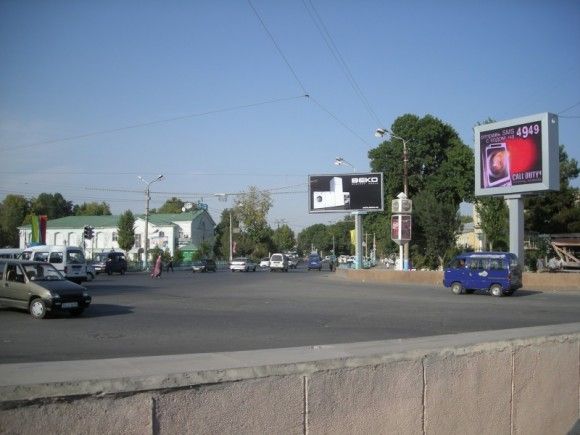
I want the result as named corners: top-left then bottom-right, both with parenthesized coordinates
top-left (29, 298), bottom-right (47, 319)
top-left (490, 284), bottom-right (503, 297)
top-left (70, 308), bottom-right (84, 317)
top-left (451, 282), bottom-right (464, 295)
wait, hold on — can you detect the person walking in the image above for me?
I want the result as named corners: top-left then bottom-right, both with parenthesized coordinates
top-left (151, 255), bottom-right (162, 278)
top-left (167, 256), bottom-right (174, 272)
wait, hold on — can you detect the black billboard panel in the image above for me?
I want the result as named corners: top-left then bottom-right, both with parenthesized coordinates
top-left (308, 173), bottom-right (384, 213)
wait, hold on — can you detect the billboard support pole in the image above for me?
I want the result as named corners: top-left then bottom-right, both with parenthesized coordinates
top-left (506, 194), bottom-right (525, 267)
top-left (354, 212), bottom-right (363, 269)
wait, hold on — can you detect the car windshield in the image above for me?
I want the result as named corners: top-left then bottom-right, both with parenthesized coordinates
top-left (309, 255), bottom-right (320, 260)
top-left (271, 255), bottom-right (283, 261)
top-left (23, 263), bottom-right (65, 281)
top-left (233, 258), bottom-right (246, 262)
top-left (193, 260), bottom-right (204, 266)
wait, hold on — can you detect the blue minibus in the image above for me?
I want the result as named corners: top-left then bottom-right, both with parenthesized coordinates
top-left (443, 252), bottom-right (523, 297)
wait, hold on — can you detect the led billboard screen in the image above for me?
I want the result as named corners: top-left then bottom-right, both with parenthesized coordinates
top-left (474, 113), bottom-right (559, 197)
top-left (308, 173), bottom-right (384, 213)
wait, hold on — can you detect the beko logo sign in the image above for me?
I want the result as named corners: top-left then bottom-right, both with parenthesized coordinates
top-left (351, 177), bottom-right (379, 184)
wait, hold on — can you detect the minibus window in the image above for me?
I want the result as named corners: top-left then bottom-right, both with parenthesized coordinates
top-left (49, 252), bottom-right (63, 264)
top-left (34, 252), bottom-right (49, 262)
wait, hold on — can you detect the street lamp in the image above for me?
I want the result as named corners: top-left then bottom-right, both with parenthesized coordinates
top-left (138, 174), bottom-right (164, 270)
top-left (334, 156), bottom-right (356, 173)
top-left (375, 128), bottom-right (412, 271)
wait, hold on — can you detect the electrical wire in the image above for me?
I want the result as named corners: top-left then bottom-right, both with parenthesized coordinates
top-left (558, 100), bottom-right (580, 115)
top-left (0, 94), bottom-right (308, 152)
top-left (302, 0), bottom-right (383, 127)
top-left (247, 0), bottom-right (309, 95)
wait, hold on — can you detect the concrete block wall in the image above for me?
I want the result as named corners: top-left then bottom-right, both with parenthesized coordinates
top-left (1, 323), bottom-right (579, 434)
top-left (338, 268), bottom-right (580, 291)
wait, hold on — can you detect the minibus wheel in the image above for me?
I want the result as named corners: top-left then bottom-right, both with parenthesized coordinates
top-left (451, 282), bottom-right (464, 295)
top-left (490, 284), bottom-right (503, 297)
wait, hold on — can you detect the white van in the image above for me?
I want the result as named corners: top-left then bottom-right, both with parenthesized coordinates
top-left (21, 245), bottom-right (87, 284)
top-left (0, 248), bottom-right (23, 259)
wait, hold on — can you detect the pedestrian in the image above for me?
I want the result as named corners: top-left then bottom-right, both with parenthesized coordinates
top-left (151, 255), bottom-right (162, 278)
top-left (167, 256), bottom-right (174, 272)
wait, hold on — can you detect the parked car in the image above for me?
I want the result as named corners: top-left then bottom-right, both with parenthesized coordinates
top-left (230, 257), bottom-right (257, 272)
top-left (307, 254), bottom-right (323, 271)
top-left (287, 257), bottom-right (298, 269)
top-left (443, 252), bottom-right (523, 297)
top-left (192, 259), bottom-right (217, 273)
top-left (269, 253), bottom-right (288, 272)
top-left (259, 258), bottom-right (270, 268)
top-left (0, 260), bottom-right (91, 318)
top-left (93, 252), bottom-right (127, 275)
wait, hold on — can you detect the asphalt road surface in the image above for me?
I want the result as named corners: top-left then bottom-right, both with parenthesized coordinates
top-left (1, 266), bottom-right (579, 363)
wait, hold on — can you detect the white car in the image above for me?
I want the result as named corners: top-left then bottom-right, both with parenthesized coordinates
top-left (259, 258), bottom-right (270, 268)
top-left (230, 257), bottom-right (257, 272)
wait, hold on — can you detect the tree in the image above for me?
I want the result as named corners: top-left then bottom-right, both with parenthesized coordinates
top-left (297, 224), bottom-right (330, 255)
top-left (117, 210), bottom-right (136, 253)
top-left (368, 114), bottom-right (474, 267)
top-left (475, 197), bottom-right (508, 251)
top-left (413, 190), bottom-right (462, 269)
top-left (233, 186), bottom-right (273, 254)
top-left (157, 197), bottom-right (186, 214)
top-left (524, 145), bottom-right (579, 234)
top-left (0, 195), bottom-right (30, 247)
top-left (30, 193), bottom-right (73, 219)
top-left (73, 202), bottom-right (111, 216)
top-left (272, 224), bottom-right (295, 252)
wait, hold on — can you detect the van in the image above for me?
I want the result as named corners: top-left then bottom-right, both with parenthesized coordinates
top-left (21, 245), bottom-right (88, 284)
top-left (443, 252), bottom-right (522, 297)
top-left (0, 248), bottom-right (23, 259)
top-left (269, 253), bottom-right (288, 272)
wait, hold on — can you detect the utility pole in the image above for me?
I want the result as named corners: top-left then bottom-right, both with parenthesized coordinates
top-left (229, 211), bottom-right (233, 263)
top-left (138, 175), bottom-right (164, 270)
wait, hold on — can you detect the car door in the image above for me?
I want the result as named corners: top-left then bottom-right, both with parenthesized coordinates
top-left (2, 263), bottom-right (29, 308)
top-left (466, 257), bottom-right (488, 290)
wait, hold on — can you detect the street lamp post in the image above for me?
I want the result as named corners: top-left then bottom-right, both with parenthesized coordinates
top-left (138, 174), bottom-right (164, 270)
top-left (334, 157), bottom-right (363, 270)
top-left (375, 128), bottom-right (412, 271)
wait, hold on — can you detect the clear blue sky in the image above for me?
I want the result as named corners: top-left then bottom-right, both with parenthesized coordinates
top-left (1, 1), bottom-right (579, 232)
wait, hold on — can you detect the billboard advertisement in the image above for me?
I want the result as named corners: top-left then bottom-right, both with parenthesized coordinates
top-left (308, 173), bottom-right (383, 213)
top-left (474, 113), bottom-right (559, 197)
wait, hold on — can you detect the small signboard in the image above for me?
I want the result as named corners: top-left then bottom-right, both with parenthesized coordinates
top-left (391, 214), bottom-right (412, 245)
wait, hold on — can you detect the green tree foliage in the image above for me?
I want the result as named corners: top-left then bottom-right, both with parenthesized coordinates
top-left (368, 114), bottom-right (473, 266)
top-left (272, 224), bottom-right (295, 252)
top-left (296, 217), bottom-right (354, 256)
top-left (233, 186), bottom-right (273, 255)
top-left (30, 193), bottom-right (73, 219)
top-left (213, 209), bottom-right (239, 259)
top-left (117, 210), bottom-right (136, 253)
top-left (73, 202), bottom-right (111, 216)
top-left (524, 145), bottom-right (579, 234)
top-left (475, 197), bottom-right (508, 251)
top-left (413, 190), bottom-right (462, 269)
top-left (0, 195), bottom-right (30, 247)
top-left (157, 197), bottom-right (186, 214)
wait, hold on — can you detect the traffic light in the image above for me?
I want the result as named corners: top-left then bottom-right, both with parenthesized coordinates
top-left (83, 226), bottom-right (94, 240)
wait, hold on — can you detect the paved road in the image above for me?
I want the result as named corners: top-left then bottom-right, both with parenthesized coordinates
top-left (1, 266), bottom-right (579, 363)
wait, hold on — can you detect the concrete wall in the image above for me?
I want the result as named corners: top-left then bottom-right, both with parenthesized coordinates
top-left (338, 268), bottom-right (580, 291)
top-left (1, 323), bottom-right (579, 434)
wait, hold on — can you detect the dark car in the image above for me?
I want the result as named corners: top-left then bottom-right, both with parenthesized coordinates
top-left (0, 260), bottom-right (91, 318)
top-left (93, 252), bottom-right (127, 275)
top-left (307, 254), bottom-right (323, 271)
top-left (192, 259), bottom-right (217, 273)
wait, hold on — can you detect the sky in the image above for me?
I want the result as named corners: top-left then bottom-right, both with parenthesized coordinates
top-left (1, 0), bottom-right (579, 234)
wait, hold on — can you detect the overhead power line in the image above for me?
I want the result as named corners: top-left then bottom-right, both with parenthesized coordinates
top-left (302, 0), bottom-right (383, 127)
top-left (1, 94), bottom-right (308, 152)
top-left (558, 100), bottom-right (580, 115)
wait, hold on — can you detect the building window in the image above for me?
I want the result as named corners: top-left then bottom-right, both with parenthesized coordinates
top-left (158, 231), bottom-right (165, 237)
top-left (135, 234), bottom-right (141, 248)
top-left (112, 232), bottom-right (118, 242)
